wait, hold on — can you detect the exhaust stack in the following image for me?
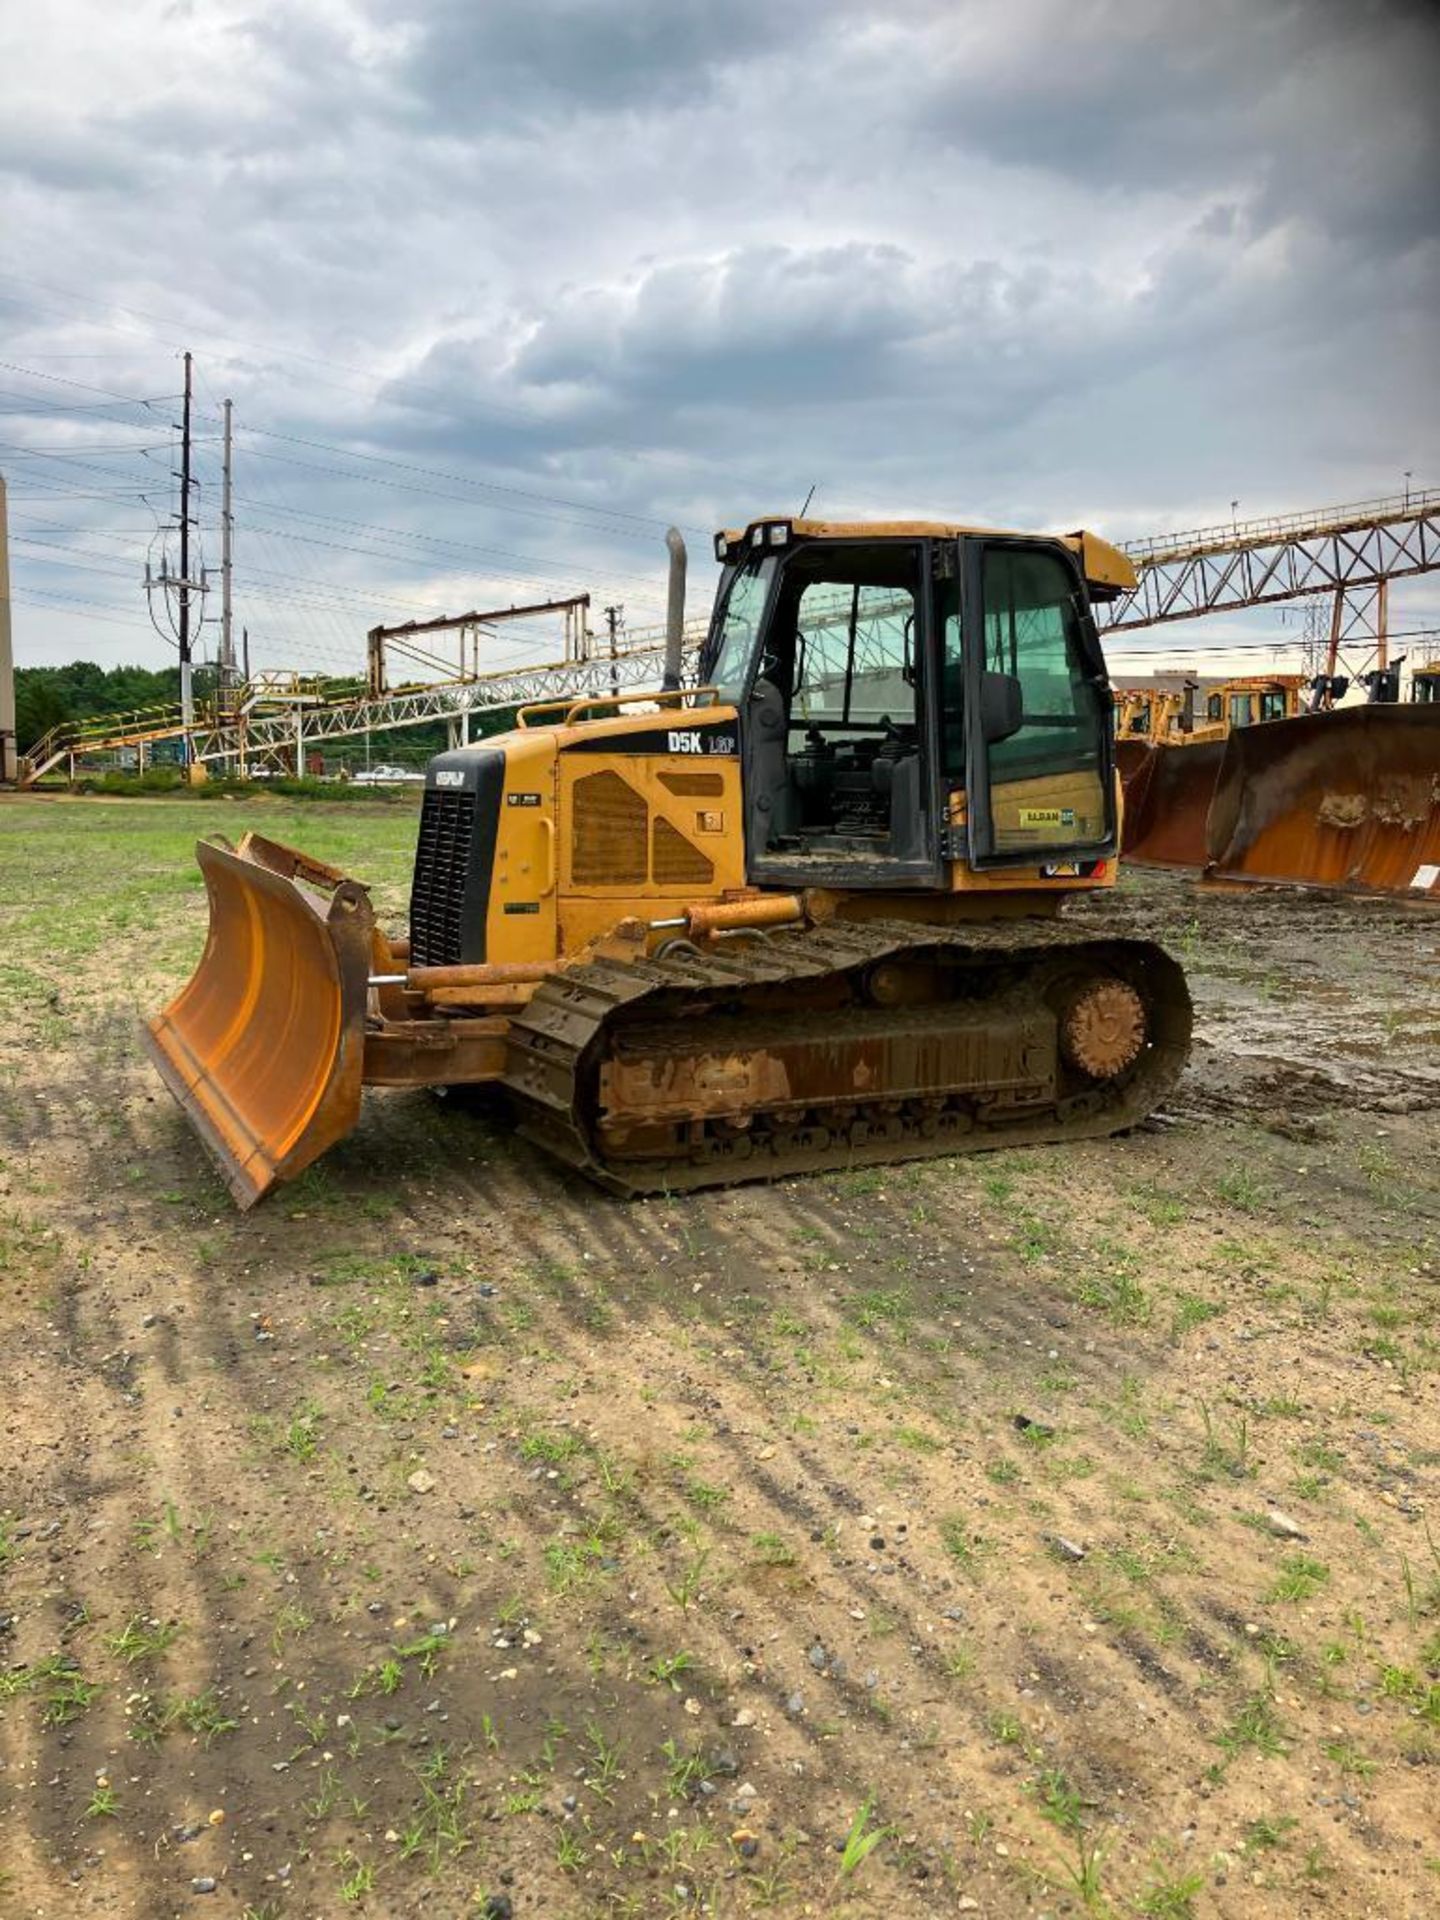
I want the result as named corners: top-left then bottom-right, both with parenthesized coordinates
top-left (662, 526), bottom-right (686, 692)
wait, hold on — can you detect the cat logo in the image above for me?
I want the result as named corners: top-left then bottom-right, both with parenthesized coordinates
top-left (434, 769), bottom-right (466, 789)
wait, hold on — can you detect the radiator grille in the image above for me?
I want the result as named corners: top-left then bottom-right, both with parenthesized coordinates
top-left (652, 816), bottom-right (715, 887)
top-left (410, 788), bottom-right (476, 964)
top-left (572, 771), bottom-right (648, 885)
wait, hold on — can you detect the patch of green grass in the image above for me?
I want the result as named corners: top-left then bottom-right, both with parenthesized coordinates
top-left (1218, 1693), bottom-right (1289, 1759)
top-left (661, 1737), bottom-right (715, 1800)
top-left (1075, 1259), bottom-right (1150, 1326)
top-left (939, 1516), bottom-right (994, 1578)
top-left (105, 1615), bottom-right (182, 1663)
top-left (837, 1793), bottom-right (894, 1879)
top-left (338, 1853), bottom-right (376, 1903)
top-left (1216, 1167), bottom-right (1269, 1214)
top-left (1196, 1401), bottom-right (1252, 1481)
top-left (1130, 1188), bottom-right (1189, 1228)
top-left (1138, 1866), bottom-right (1206, 1917)
top-left (751, 1532), bottom-right (796, 1568)
top-left (1170, 1292), bottom-right (1224, 1339)
top-left (646, 1651), bottom-right (696, 1691)
top-left (544, 1537), bottom-right (606, 1597)
top-left (1322, 1738), bottom-right (1377, 1777)
top-left (519, 1428), bottom-right (585, 1466)
top-left (1268, 1553), bottom-right (1329, 1603)
top-left (1242, 1814), bottom-right (1298, 1853)
top-left (1027, 1766), bottom-right (1086, 1835)
top-left (850, 1288), bottom-right (911, 1334)
top-left (85, 1783), bottom-right (120, 1819)
top-left (168, 1687), bottom-right (239, 1744)
top-left (394, 1628), bottom-right (450, 1678)
top-left (683, 1477), bottom-right (730, 1512)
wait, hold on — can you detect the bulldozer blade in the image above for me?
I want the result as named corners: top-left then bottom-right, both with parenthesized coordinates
top-left (144, 834), bottom-right (377, 1207)
top-left (1120, 738), bottom-right (1227, 868)
top-left (1114, 737), bottom-right (1154, 797)
top-left (1205, 705), bottom-right (1440, 899)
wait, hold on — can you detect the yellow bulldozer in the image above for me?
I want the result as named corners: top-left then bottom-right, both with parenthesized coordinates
top-left (147, 517), bottom-right (1194, 1208)
top-left (1116, 674), bottom-right (1306, 867)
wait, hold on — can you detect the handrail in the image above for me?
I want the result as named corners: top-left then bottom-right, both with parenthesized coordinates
top-left (517, 685), bottom-right (721, 730)
top-left (1122, 489), bottom-right (1438, 565)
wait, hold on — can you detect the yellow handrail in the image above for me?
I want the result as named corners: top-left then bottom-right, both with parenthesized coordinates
top-left (517, 685), bottom-right (723, 730)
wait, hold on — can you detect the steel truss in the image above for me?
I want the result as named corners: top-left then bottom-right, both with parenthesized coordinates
top-left (1104, 492), bottom-right (1439, 632)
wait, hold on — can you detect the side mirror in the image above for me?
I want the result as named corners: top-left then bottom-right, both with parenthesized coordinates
top-left (979, 670), bottom-right (1024, 745)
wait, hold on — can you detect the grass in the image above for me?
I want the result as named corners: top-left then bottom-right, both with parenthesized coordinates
top-left (939, 1515), bottom-right (993, 1577)
top-left (85, 1783), bottom-right (120, 1819)
top-left (1138, 1866), bottom-right (1206, 1917)
top-left (1218, 1693), bottom-right (1289, 1759)
top-left (1268, 1553), bottom-right (1329, 1603)
top-left (105, 1615), bottom-right (182, 1663)
top-left (837, 1794), bottom-right (893, 1878)
top-left (1028, 1766), bottom-right (1086, 1834)
top-left (168, 1687), bottom-right (240, 1744)
top-left (5, 806), bottom-right (1438, 1912)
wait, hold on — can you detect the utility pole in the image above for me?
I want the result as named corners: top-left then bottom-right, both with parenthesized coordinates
top-left (0, 470), bottom-right (15, 785)
top-left (178, 350), bottom-right (195, 758)
top-left (605, 604), bottom-right (621, 697)
top-left (220, 398), bottom-right (235, 698)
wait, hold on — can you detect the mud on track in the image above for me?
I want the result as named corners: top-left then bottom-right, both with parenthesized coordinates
top-left (1, 798), bottom-right (1437, 1919)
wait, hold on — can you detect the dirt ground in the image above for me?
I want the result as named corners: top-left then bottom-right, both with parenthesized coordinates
top-left (0, 795), bottom-right (1436, 1920)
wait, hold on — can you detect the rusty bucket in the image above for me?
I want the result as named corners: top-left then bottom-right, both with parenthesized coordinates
top-left (1120, 738), bottom-right (1227, 868)
top-left (1114, 737), bottom-right (1154, 796)
top-left (1205, 706), bottom-right (1440, 899)
top-left (143, 834), bottom-right (376, 1207)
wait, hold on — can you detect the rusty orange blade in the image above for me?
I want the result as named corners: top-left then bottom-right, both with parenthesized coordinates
top-left (1206, 706), bottom-right (1440, 899)
top-left (143, 835), bottom-right (376, 1207)
top-left (1120, 739), bottom-right (1227, 868)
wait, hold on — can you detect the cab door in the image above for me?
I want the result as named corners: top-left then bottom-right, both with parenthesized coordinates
top-left (961, 539), bottom-right (1118, 868)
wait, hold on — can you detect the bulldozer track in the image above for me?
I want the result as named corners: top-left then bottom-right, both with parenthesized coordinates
top-left (502, 918), bottom-right (1192, 1195)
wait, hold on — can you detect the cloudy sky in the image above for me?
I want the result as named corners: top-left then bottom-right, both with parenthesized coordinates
top-left (2, 0), bottom-right (1437, 682)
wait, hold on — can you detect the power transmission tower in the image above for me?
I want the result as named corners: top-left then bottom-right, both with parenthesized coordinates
top-left (178, 349), bottom-right (195, 747)
top-left (144, 351), bottom-right (210, 763)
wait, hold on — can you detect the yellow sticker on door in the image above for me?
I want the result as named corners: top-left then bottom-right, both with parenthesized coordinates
top-left (1018, 807), bottom-right (1076, 829)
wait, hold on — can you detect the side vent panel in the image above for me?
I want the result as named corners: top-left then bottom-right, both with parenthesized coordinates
top-left (572, 770), bottom-right (648, 886)
top-left (658, 771), bottom-right (725, 798)
top-left (652, 817), bottom-right (714, 888)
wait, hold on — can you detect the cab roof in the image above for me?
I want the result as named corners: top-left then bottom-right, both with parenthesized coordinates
top-left (718, 516), bottom-right (1138, 599)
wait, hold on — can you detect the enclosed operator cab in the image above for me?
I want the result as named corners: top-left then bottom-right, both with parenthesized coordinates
top-left (699, 519), bottom-right (1133, 892)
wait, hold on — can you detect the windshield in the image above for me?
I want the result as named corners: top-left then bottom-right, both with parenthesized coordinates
top-left (706, 556), bottom-right (776, 699)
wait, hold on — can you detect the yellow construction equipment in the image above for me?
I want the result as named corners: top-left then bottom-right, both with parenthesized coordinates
top-left (1119, 675), bottom-right (1306, 866)
top-left (147, 517), bottom-right (1193, 1207)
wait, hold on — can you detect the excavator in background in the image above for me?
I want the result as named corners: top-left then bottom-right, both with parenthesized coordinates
top-left (147, 517), bottom-right (1194, 1209)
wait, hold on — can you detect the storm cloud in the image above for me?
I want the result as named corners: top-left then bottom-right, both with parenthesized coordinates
top-left (1, 0), bottom-right (1436, 671)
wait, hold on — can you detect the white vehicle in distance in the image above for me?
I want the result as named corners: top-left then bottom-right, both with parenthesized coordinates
top-left (350, 763), bottom-right (425, 786)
